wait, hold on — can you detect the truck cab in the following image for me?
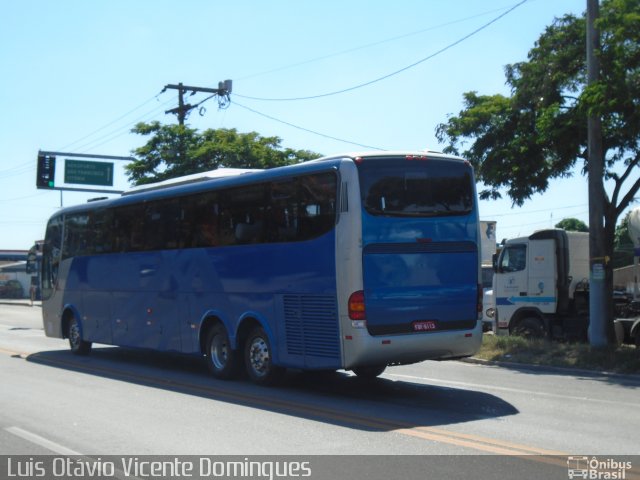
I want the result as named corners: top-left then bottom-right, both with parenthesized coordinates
top-left (494, 229), bottom-right (589, 339)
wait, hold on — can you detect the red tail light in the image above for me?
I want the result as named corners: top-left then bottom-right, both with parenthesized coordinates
top-left (348, 290), bottom-right (366, 320)
top-left (477, 284), bottom-right (483, 320)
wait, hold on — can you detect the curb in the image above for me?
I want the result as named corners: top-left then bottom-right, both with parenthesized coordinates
top-left (0, 300), bottom-right (41, 308)
top-left (461, 356), bottom-right (640, 381)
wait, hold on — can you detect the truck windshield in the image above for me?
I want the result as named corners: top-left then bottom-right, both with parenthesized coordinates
top-left (499, 244), bottom-right (527, 272)
top-left (357, 157), bottom-right (474, 217)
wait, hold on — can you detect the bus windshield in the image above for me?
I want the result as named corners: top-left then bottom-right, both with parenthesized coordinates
top-left (357, 157), bottom-right (474, 217)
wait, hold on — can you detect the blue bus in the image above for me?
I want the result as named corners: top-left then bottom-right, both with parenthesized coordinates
top-left (41, 151), bottom-right (483, 384)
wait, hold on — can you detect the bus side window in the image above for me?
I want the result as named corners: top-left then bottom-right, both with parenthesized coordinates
top-left (87, 209), bottom-right (113, 254)
top-left (63, 213), bottom-right (90, 259)
top-left (143, 199), bottom-right (181, 251)
top-left (297, 172), bottom-right (337, 240)
top-left (182, 192), bottom-right (220, 248)
top-left (269, 179), bottom-right (298, 242)
top-left (113, 204), bottom-right (145, 252)
top-left (224, 184), bottom-right (266, 245)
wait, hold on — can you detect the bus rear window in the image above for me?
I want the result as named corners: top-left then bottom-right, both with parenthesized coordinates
top-left (357, 157), bottom-right (474, 217)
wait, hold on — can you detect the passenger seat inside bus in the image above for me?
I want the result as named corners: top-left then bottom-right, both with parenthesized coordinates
top-left (234, 221), bottom-right (263, 244)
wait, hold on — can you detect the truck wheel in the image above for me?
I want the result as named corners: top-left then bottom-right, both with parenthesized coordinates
top-left (511, 317), bottom-right (545, 339)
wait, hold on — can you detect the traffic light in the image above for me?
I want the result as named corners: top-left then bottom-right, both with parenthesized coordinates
top-left (36, 153), bottom-right (56, 189)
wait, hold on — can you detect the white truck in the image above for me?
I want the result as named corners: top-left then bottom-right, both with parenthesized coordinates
top-left (493, 229), bottom-right (590, 339)
top-left (613, 208), bottom-right (640, 347)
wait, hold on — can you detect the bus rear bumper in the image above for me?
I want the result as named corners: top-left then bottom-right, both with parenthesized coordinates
top-left (342, 320), bottom-right (483, 369)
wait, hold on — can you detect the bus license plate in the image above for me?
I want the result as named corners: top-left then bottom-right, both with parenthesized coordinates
top-left (412, 320), bottom-right (438, 332)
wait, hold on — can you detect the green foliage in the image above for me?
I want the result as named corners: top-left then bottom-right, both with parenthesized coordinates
top-left (436, 0), bottom-right (640, 209)
top-left (613, 211), bottom-right (634, 268)
top-left (126, 121), bottom-right (322, 186)
top-left (614, 212), bottom-right (632, 248)
top-left (555, 218), bottom-right (588, 232)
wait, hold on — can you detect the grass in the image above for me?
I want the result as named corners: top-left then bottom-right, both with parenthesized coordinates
top-left (475, 334), bottom-right (640, 375)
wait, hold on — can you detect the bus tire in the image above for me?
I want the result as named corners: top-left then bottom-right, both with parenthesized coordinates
top-left (67, 315), bottom-right (92, 356)
top-left (244, 326), bottom-right (284, 386)
top-left (353, 365), bottom-right (386, 379)
top-left (204, 323), bottom-right (240, 380)
top-left (511, 316), bottom-right (545, 339)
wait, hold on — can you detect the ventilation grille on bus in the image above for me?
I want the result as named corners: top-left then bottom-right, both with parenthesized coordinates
top-left (283, 295), bottom-right (340, 359)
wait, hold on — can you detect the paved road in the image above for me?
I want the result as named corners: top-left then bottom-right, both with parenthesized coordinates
top-left (0, 303), bottom-right (638, 478)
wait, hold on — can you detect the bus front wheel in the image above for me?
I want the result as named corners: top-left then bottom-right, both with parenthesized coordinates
top-left (244, 326), bottom-right (284, 386)
top-left (204, 323), bottom-right (240, 380)
top-left (67, 316), bottom-right (92, 356)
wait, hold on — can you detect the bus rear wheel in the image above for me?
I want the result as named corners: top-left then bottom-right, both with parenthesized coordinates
top-left (244, 326), bottom-right (284, 386)
top-left (204, 323), bottom-right (240, 380)
top-left (67, 316), bottom-right (92, 355)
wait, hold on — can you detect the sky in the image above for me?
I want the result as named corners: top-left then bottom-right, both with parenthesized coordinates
top-left (0, 0), bottom-right (608, 250)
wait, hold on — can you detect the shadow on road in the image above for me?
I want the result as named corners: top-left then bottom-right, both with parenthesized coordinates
top-left (467, 359), bottom-right (640, 390)
top-left (26, 347), bottom-right (518, 432)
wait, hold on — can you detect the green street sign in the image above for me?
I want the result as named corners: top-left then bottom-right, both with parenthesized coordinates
top-left (64, 159), bottom-right (114, 187)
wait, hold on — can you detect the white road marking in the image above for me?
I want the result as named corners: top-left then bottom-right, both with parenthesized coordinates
top-left (387, 372), bottom-right (640, 408)
top-left (5, 426), bottom-right (142, 480)
top-left (5, 426), bottom-right (83, 456)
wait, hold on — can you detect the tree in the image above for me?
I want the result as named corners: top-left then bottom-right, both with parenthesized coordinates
top-left (126, 121), bottom-right (321, 185)
top-left (555, 218), bottom-right (589, 232)
top-left (435, 0), bottom-right (640, 342)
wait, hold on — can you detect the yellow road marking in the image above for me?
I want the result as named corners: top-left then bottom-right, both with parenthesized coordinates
top-left (0, 346), bottom-right (26, 357)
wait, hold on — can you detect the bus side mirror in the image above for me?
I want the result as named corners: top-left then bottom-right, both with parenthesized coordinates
top-left (492, 253), bottom-right (499, 273)
top-left (26, 244), bottom-right (38, 274)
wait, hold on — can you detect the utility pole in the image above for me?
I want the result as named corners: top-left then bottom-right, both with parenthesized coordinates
top-left (586, 0), bottom-right (608, 347)
top-left (163, 80), bottom-right (232, 125)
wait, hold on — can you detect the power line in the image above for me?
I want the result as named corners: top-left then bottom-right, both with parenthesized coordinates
top-left (56, 93), bottom-right (165, 152)
top-left (72, 97), bottom-right (176, 154)
top-left (232, 101), bottom-right (385, 151)
top-left (0, 164), bottom-right (34, 177)
top-left (235, 3), bottom-right (525, 82)
top-left (48, 5), bottom-right (526, 157)
top-left (0, 192), bottom-right (48, 203)
top-left (76, 84), bottom-right (229, 153)
top-left (235, 0), bottom-right (529, 102)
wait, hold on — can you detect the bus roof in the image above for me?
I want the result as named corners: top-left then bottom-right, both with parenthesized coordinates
top-left (311, 150), bottom-right (467, 163)
top-left (122, 168), bottom-right (261, 196)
